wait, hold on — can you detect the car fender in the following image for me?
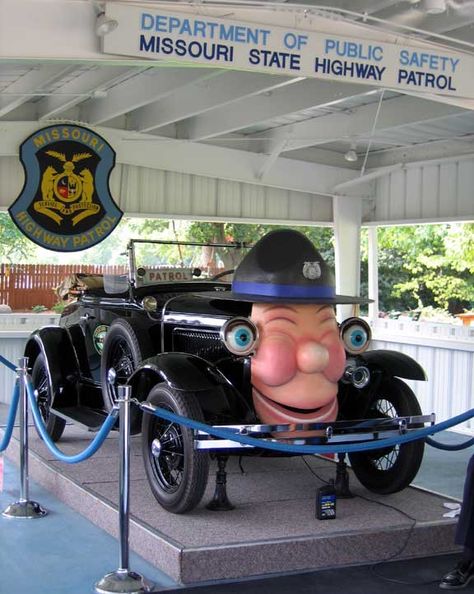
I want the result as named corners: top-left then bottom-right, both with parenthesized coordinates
top-left (24, 327), bottom-right (80, 408)
top-left (129, 353), bottom-right (243, 418)
top-left (359, 349), bottom-right (427, 381)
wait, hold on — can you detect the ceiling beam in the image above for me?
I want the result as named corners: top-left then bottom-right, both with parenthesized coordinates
top-left (80, 67), bottom-right (221, 125)
top-left (0, 121), bottom-right (369, 197)
top-left (132, 71), bottom-right (296, 133)
top-left (109, 129), bottom-right (367, 197)
top-left (366, 135), bottom-right (474, 169)
top-left (37, 66), bottom-right (135, 120)
top-left (250, 94), bottom-right (468, 154)
top-left (0, 64), bottom-right (71, 118)
top-left (176, 79), bottom-right (370, 141)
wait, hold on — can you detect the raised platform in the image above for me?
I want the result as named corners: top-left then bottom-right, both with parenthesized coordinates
top-left (3, 424), bottom-right (461, 584)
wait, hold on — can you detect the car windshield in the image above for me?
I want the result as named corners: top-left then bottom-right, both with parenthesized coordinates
top-left (125, 238), bottom-right (251, 290)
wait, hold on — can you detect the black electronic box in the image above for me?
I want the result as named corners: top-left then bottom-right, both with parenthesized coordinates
top-left (316, 482), bottom-right (336, 520)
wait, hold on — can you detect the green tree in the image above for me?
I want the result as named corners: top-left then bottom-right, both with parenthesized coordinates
top-left (186, 221), bottom-right (334, 272)
top-left (0, 213), bottom-right (34, 262)
top-left (371, 224), bottom-right (474, 314)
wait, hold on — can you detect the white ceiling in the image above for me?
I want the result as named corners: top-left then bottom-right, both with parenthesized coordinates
top-left (1, 0), bottom-right (474, 207)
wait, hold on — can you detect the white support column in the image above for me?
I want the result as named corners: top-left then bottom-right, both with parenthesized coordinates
top-left (367, 226), bottom-right (379, 323)
top-left (333, 194), bottom-right (363, 321)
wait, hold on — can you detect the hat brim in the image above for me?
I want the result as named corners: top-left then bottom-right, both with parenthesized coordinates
top-left (195, 290), bottom-right (372, 305)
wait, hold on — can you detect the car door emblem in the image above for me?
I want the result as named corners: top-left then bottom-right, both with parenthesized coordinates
top-left (93, 325), bottom-right (109, 354)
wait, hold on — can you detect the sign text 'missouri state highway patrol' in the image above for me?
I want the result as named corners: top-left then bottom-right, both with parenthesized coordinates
top-left (103, 4), bottom-right (474, 99)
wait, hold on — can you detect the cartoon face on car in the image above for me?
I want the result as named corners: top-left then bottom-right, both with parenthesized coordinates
top-left (213, 229), bottom-right (369, 433)
top-left (250, 303), bottom-right (345, 429)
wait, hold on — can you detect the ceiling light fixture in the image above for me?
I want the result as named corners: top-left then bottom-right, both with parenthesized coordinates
top-left (423, 0), bottom-right (447, 14)
top-left (95, 12), bottom-right (118, 36)
top-left (344, 142), bottom-right (358, 162)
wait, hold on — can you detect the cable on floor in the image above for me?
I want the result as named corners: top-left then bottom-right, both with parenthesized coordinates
top-left (302, 456), bottom-right (441, 586)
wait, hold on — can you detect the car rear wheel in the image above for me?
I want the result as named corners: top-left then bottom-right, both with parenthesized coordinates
top-left (31, 353), bottom-right (66, 442)
top-left (348, 377), bottom-right (424, 494)
top-left (100, 319), bottom-right (152, 411)
top-left (141, 383), bottom-right (209, 514)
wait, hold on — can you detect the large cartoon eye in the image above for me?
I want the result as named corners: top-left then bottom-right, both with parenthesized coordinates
top-left (221, 317), bottom-right (259, 356)
top-left (340, 318), bottom-right (371, 354)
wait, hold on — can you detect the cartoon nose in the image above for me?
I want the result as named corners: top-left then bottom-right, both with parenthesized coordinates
top-left (252, 335), bottom-right (296, 387)
top-left (297, 341), bottom-right (329, 374)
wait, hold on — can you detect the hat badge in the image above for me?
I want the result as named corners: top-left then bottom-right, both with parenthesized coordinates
top-left (302, 261), bottom-right (321, 280)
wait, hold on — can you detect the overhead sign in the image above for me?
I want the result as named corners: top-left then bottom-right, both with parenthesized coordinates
top-left (9, 125), bottom-right (123, 252)
top-left (102, 4), bottom-right (474, 99)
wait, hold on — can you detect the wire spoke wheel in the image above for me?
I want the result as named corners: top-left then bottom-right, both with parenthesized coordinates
top-left (31, 353), bottom-right (66, 442)
top-left (109, 340), bottom-right (135, 387)
top-left (151, 410), bottom-right (185, 493)
top-left (34, 366), bottom-right (51, 422)
top-left (100, 319), bottom-right (152, 412)
top-left (142, 383), bottom-right (209, 514)
top-left (348, 378), bottom-right (424, 494)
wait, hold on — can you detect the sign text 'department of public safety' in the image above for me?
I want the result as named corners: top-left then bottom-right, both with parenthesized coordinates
top-left (102, 4), bottom-right (474, 99)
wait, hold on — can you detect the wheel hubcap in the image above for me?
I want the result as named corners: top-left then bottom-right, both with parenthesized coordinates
top-left (150, 418), bottom-right (185, 492)
top-left (151, 438), bottom-right (161, 457)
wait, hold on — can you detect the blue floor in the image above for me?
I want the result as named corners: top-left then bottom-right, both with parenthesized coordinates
top-left (0, 398), bottom-right (473, 593)
top-left (0, 459), bottom-right (177, 593)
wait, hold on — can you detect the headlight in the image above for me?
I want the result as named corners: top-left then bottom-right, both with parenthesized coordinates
top-left (220, 317), bottom-right (259, 356)
top-left (340, 317), bottom-right (371, 354)
top-left (142, 296), bottom-right (158, 312)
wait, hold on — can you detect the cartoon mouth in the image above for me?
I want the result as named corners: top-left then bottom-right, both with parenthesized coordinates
top-left (252, 388), bottom-right (337, 424)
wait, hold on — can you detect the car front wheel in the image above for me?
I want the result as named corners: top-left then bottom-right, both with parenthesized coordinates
top-left (348, 377), bottom-right (424, 494)
top-left (141, 383), bottom-right (209, 514)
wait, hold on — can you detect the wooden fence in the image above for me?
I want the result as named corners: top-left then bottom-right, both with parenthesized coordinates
top-left (0, 264), bottom-right (127, 311)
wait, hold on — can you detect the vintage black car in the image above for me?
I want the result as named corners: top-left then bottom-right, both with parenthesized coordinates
top-left (25, 238), bottom-right (429, 514)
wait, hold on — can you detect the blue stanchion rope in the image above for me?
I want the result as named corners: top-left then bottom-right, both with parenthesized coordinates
top-left (0, 354), bottom-right (17, 372)
top-left (143, 405), bottom-right (474, 455)
top-left (2, 350), bottom-right (474, 456)
top-left (425, 435), bottom-right (474, 451)
top-left (0, 381), bottom-right (20, 452)
top-left (25, 380), bottom-right (118, 464)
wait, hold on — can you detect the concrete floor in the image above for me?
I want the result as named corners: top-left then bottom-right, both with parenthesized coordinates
top-left (1, 402), bottom-right (473, 592)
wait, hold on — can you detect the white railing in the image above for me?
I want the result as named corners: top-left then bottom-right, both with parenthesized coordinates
top-left (0, 314), bottom-right (60, 403)
top-left (370, 319), bottom-right (474, 436)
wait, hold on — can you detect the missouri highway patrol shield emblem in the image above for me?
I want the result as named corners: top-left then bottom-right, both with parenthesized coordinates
top-left (9, 125), bottom-right (123, 252)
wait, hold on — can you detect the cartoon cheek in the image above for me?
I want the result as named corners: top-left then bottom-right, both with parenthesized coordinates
top-left (323, 340), bottom-right (347, 382)
top-left (251, 335), bottom-right (297, 387)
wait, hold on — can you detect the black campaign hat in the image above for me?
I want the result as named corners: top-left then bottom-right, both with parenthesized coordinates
top-left (198, 229), bottom-right (370, 304)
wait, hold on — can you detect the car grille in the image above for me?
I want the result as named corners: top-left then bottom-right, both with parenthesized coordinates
top-left (172, 328), bottom-right (228, 362)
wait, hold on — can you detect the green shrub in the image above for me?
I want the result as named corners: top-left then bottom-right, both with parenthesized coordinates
top-left (31, 304), bottom-right (48, 313)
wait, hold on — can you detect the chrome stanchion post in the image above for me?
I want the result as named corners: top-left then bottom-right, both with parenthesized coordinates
top-left (3, 357), bottom-right (47, 519)
top-left (95, 384), bottom-right (153, 594)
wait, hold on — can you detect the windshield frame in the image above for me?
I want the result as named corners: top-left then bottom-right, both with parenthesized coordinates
top-left (126, 238), bottom-right (251, 294)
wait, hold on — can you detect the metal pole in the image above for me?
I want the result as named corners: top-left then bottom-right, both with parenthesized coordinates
top-left (19, 356), bottom-right (29, 503)
top-left (2, 357), bottom-right (47, 519)
top-left (95, 385), bottom-right (153, 594)
top-left (119, 384), bottom-right (131, 572)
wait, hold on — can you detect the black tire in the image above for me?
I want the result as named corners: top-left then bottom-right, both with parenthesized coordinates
top-left (31, 353), bottom-right (66, 442)
top-left (141, 383), bottom-right (209, 514)
top-left (100, 319), bottom-right (152, 411)
top-left (348, 377), bottom-right (424, 494)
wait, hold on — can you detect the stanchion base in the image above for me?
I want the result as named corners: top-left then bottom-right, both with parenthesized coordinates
top-left (95, 570), bottom-right (153, 594)
top-left (2, 500), bottom-right (48, 519)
